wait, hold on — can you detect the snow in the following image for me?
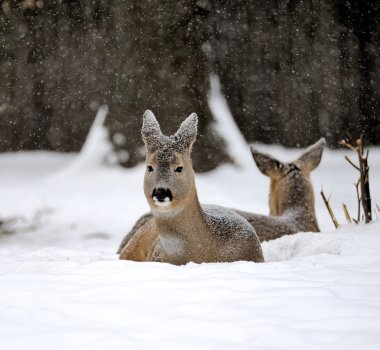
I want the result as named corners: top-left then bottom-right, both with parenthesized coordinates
top-left (209, 75), bottom-right (253, 168)
top-left (1, 113), bottom-right (380, 349)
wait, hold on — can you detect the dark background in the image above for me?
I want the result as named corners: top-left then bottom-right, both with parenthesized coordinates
top-left (1, 0), bottom-right (379, 171)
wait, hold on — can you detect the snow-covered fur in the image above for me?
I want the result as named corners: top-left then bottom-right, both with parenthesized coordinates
top-left (235, 138), bottom-right (324, 241)
top-left (119, 111), bottom-right (263, 264)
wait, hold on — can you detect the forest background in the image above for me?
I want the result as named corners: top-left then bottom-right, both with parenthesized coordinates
top-left (1, 0), bottom-right (379, 171)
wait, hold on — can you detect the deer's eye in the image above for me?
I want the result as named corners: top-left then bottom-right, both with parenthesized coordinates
top-left (147, 165), bottom-right (154, 172)
top-left (175, 166), bottom-right (183, 173)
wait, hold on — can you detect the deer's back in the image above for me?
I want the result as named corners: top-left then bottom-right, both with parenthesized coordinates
top-left (235, 208), bottom-right (319, 242)
top-left (202, 205), bottom-right (264, 262)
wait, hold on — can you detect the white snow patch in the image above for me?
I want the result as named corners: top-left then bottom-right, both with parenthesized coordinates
top-left (208, 75), bottom-right (253, 168)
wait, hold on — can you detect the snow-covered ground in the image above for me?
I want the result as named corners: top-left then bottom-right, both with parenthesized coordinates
top-left (1, 143), bottom-right (379, 349)
top-left (1, 102), bottom-right (380, 349)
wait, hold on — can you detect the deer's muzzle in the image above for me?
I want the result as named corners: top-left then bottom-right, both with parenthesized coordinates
top-left (152, 188), bottom-right (173, 206)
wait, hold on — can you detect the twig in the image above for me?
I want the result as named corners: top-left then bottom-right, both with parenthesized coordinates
top-left (341, 138), bottom-right (372, 224)
top-left (342, 203), bottom-right (352, 224)
top-left (321, 188), bottom-right (339, 229)
top-left (357, 137), bottom-right (363, 155)
top-left (355, 180), bottom-right (361, 223)
top-left (344, 155), bottom-right (360, 171)
top-left (375, 203), bottom-right (380, 220)
top-left (357, 137), bottom-right (372, 223)
top-left (339, 139), bottom-right (357, 152)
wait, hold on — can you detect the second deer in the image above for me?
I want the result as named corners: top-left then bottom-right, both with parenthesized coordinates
top-left (235, 138), bottom-right (324, 241)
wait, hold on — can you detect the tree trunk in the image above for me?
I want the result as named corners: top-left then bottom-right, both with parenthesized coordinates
top-left (0, 0), bottom-right (229, 172)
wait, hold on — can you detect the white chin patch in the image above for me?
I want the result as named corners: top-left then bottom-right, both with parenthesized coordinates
top-left (153, 197), bottom-right (172, 207)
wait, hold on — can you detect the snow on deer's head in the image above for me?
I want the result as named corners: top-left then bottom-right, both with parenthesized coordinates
top-left (250, 138), bottom-right (325, 216)
top-left (141, 110), bottom-right (198, 216)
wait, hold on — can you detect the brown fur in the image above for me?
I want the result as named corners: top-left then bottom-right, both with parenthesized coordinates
top-left (236, 138), bottom-right (324, 241)
top-left (119, 220), bottom-right (162, 261)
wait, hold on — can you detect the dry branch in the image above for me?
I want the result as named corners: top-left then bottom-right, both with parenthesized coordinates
top-left (355, 180), bottom-right (361, 223)
top-left (344, 155), bottom-right (360, 171)
top-left (321, 188), bottom-right (339, 229)
top-left (339, 140), bottom-right (356, 152)
top-left (357, 138), bottom-right (372, 223)
top-left (340, 137), bottom-right (372, 224)
top-left (342, 203), bottom-right (352, 224)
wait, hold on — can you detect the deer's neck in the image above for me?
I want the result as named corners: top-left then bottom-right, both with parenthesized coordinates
top-left (271, 201), bottom-right (319, 232)
top-left (270, 179), bottom-right (319, 231)
top-left (153, 190), bottom-right (210, 262)
top-left (154, 191), bottom-right (206, 234)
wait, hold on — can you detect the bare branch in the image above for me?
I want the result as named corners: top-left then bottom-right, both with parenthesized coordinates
top-left (342, 203), bottom-right (352, 224)
top-left (321, 188), bottom-right (339, 229)
top-left (344, 138), bottom-right (372, 224)
top-left (344, 155), bottom-right (360, 171)
top-left (339, 139), bottom-right (357, 152)
top-left (355, 180), bottom-right (361, 223)
top-left (356, 137), bottom-right (372, 223)
top-left (357, 137), bottom-right (363, 156)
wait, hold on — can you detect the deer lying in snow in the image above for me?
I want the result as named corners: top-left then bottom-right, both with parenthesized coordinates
top-left (235, 138), bottom-right (324, 241)
top-left (118, 138), bottom-right (325, 257)
top-left (119, 111), bottom-right (264, 264)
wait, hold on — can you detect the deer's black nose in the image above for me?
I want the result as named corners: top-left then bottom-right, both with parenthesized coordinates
top-left (152, 188), bottom-right (173, 202)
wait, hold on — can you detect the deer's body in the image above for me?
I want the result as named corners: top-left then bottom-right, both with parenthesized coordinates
top-left (119, 111), bottom-right (264, 264)
top-left (118, 139), bottom-right (324, 256)
top-left (236, 141), bottom-right (324, 241)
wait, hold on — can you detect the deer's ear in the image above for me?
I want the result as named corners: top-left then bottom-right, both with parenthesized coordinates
top-left (175, 113), bottom-right (198, 151)
top-left (141, 110), bottom-right (163, 150)
top-left (296, 138), bottom-right (325, 173)
top-left (250, 146), bottom-right (283, 177)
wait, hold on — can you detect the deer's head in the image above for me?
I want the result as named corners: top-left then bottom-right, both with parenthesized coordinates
top-left (250, 138), bottom-right (325, 216)
top-left (141, 110), bottom-right (198, 216)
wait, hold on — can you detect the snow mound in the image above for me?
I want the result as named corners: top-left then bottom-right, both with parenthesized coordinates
top-left (263, 222), bottom-right (380, 262)
top-left (51, 105), bottom-right (113, 178)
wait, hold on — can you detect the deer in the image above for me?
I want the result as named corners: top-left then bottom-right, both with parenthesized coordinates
top-left (118, 138), bottom-right (325, 257)
top-left (119, 110), bottom-right (264, 264)
top-left (235, 138), bottom-right (324, 241)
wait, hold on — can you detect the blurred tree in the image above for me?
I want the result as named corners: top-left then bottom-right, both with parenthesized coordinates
top-left (0, 0), bottom-right (379, 170)
top-left (104, 1), bottom-right (229, 170)
top-left (210, 0), bottom-right (372, 147)
top-left (335, 0), bottom-right (380, 144)
top-left (0, 0), bottom-right (104, 152)
top-left (0, 0), bottom-right (229, 171)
